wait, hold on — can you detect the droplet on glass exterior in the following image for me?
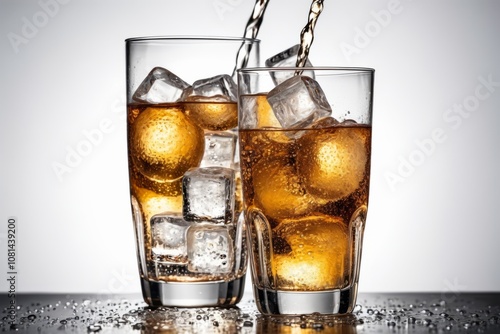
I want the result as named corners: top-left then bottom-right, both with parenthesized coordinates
top-left (131, 323), bottom-right (144, 330)
top-left (87, 324), bottom-right (102, 332)
top-left (422, 318), bottom-right (432, 326)
top-left (421, 309), bottom-right (433, 316)
top-left (312, 322), bottom-right (324, 330)
top-left (386, 321), bottom-right (396, 327)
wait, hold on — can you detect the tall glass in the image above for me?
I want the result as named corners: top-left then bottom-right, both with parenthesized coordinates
top-left (126, 36), bottom-right (260, 307)
top-left (237, 67), bottom-right (374, 315)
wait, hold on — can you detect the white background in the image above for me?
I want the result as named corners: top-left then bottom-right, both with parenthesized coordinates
top-left (1, 0), bottom-right (499, 295)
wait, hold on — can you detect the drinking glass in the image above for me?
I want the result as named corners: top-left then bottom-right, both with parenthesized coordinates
top-left (125, 36), bottom-right (260, 307)
top-left (237, 67), bottom-right (374, 314)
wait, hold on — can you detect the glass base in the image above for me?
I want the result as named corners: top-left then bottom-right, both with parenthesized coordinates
top-left (254, 284), bottom-right (358, 315)
top-left (141, 275), bottom-right (246, 307)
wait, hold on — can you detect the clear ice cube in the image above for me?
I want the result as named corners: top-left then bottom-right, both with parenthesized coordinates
top-left (182, 167), bottom-right (235, 224)
top-left (186, 224), bottom-right (234, 274)
top-left (181, 74), bottom-right (237, 102)
top-left (132, 67), bottom-right (190, 104)
top-left (150, 212), bottom-right (191, 263)
top-left (296, 126), bottom-right (368, 202)
top-left (200, 132), bottom-right (237, 169)
top-left (267, 75), bottom-right (332, 129)
top-left (273, 214), bottom-right (349, 290)
top-left (238, 95), bottom-right (258, 129)
top-left (265, 45), bottom-right (315, 85)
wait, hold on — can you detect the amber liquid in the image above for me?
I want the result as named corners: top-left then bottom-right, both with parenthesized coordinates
top-left (127, 101), bottom-right (245, 282)
top-left (239, 95), bottom-right (371, 291)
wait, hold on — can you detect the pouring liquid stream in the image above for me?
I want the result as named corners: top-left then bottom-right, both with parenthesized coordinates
top-left (234, 0), bottom-right (325, 76)
top-left (232, 0), bottom-right (270, 76)
top-left (295, 0), bottom-right (325, 75)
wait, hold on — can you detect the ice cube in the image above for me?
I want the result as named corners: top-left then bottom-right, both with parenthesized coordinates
top-left (239, 95), bottom-right (258, 129)
top-left (186, 224), bottom-right (234, 274)
top-left (273, 214), bottom-right (349, 290)
top-left (182, 74), bottom-right (237, 102)
top-left (265, 45), bottom-right (315, 85)
top-left (200, 132), bottom-right (237, 169)
top-left (312, 116), bottom-right (340, 129)
top-left (239, 93), bottom-right (282, 129)
top-left (267, 75), bottom-right (331, 129)
top-left (182, 167), bottom-right (235, 224)
top-left (183, 96), bottom-right (238, 131)
top-left (132, 67), bottom-right (190, 103)
top-left (129, 107), bottom-right (205, 182)
top-left (150, 212), bottom-right (191, 263)
top-left (296, 126), bottom-right (368, 201)
top-left (251, 155), bottom-right (322, 221)
top-left (181, 75), bottom-right (238, 131)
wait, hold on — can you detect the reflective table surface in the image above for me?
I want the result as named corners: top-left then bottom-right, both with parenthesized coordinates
top-left (1, 291), bottom-right (499, 333)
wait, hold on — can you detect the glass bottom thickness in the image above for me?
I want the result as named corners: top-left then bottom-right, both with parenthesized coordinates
top-left (254, 284), bottom-right (358, 315)
top-left (141, 275), bottom-right (246, 307)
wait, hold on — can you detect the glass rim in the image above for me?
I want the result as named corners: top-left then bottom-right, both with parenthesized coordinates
top-left (125, 35), bottom-right (260, 43)
top-left (237, 66), bottom-right (374, 74)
